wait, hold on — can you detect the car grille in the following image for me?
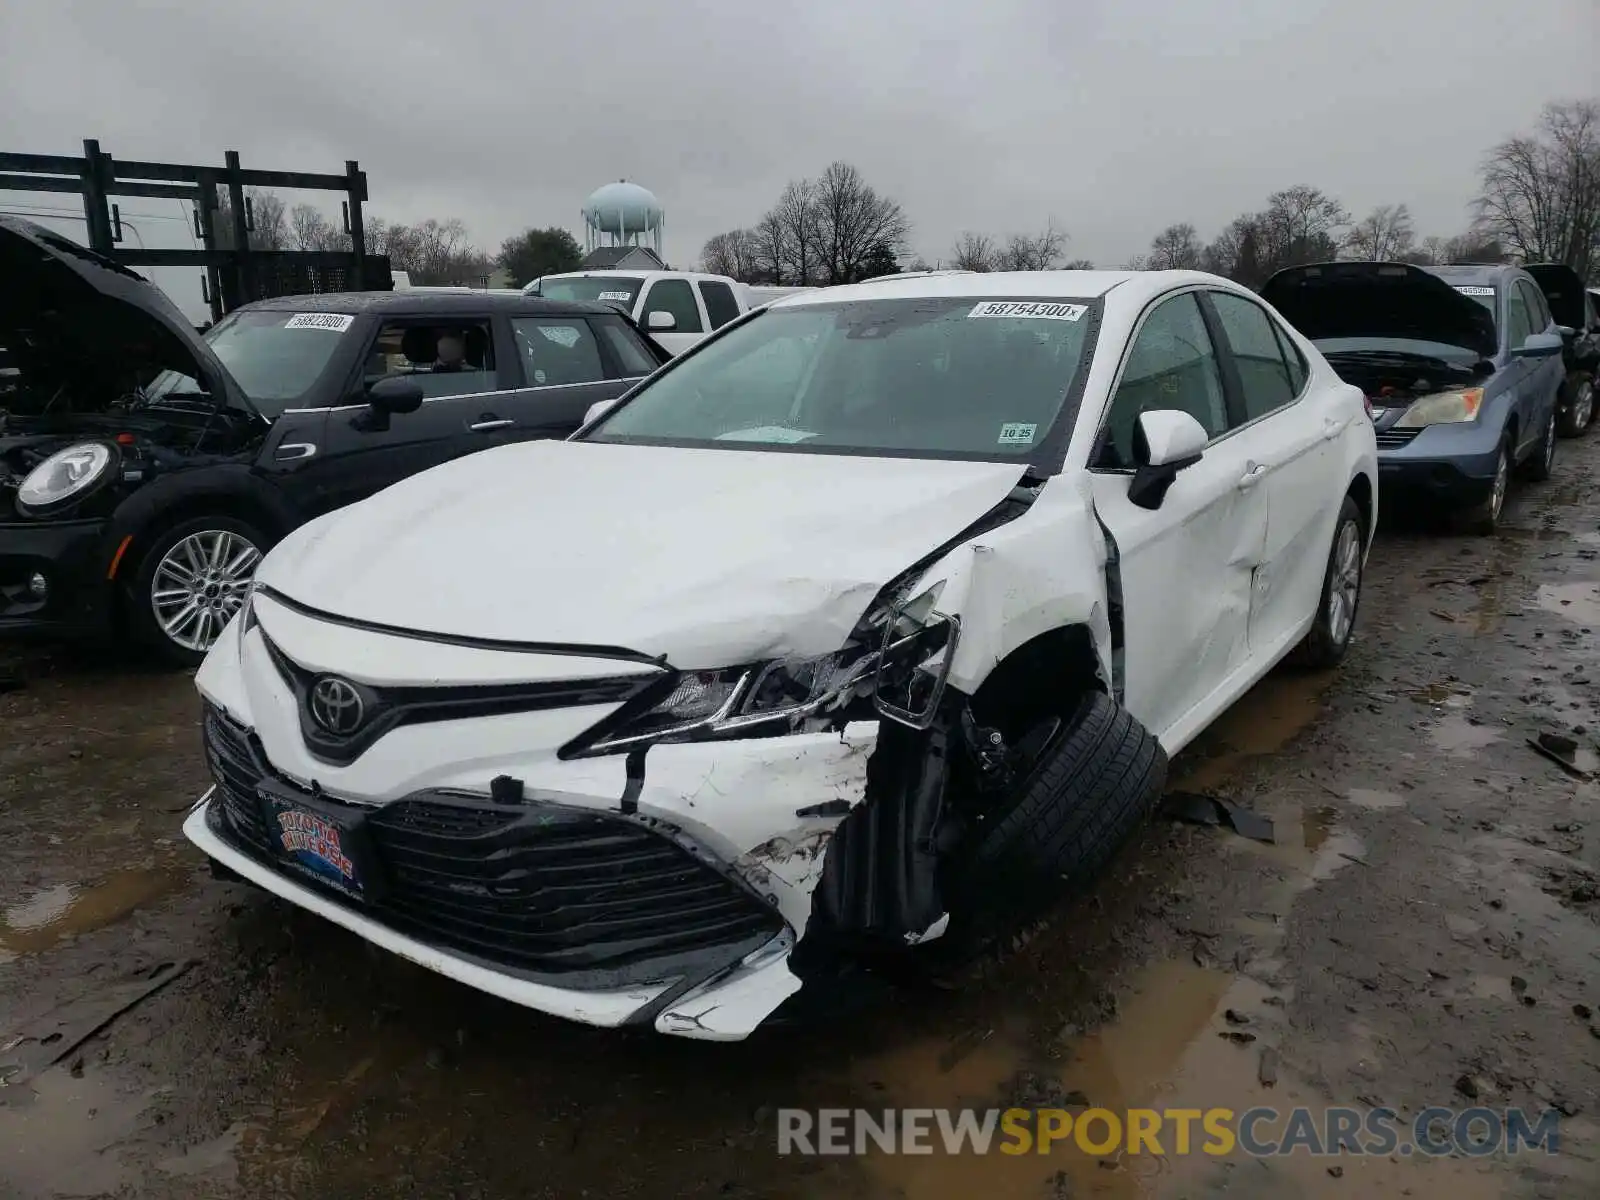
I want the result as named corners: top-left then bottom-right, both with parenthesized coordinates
top-left (201, 705), bottom-right (783, 987)
top-left (1375, 428), bottom-right (1420, 449)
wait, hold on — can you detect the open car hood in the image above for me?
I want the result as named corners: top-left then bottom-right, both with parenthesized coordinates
top-left (1524, 263), bottom-right (1595, 332)
top-left (0, 216), bottom-right (241, 414)
top-left (256, 440), bottom-right (1029, 669)
top-left (1260, 261), bottom-right (1498, 359)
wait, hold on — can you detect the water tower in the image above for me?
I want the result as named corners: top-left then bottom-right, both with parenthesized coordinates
top-left (582, 180), bottom-right (664, 255)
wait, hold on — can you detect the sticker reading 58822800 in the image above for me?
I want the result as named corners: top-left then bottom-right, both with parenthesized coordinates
top-left (969, 301), bottom-right (1087, 322)
top-left (284, 312), bottom-right (355, 333)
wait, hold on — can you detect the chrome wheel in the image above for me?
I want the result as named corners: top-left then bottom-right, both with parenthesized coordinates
top-left (1326, 519), bottom-right (1362, 647)
top-left (150, 529), bottom-right (260, 653)
top-left (1488, 449), bottom-right (1509, 522)
top-left (1544, 412), bottom-right (1557, 467)
top-left (1575, 381), bottom-right (1594, 433)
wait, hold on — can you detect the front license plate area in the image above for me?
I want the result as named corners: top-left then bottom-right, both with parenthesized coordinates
top-left (258, 781), bottom-right (380, 899)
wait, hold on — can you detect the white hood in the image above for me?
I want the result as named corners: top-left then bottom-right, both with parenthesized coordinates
top-left (257, 440), bottom-right (1028, 668)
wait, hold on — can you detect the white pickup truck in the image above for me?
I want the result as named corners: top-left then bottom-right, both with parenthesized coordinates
top-left (526, 271), bottom-right (818, 355)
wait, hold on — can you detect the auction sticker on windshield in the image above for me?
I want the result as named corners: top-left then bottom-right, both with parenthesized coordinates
top-left (598, 291), bottom-right (632, 302)
top-left (969, 301), bottom-right (1086, 321)
top-left (284, 312), bottom-right (355, 333)
top-left (1453, 286), bottom-right (1496, 296)
top-left (998, 422), bottom-right (1038, 445)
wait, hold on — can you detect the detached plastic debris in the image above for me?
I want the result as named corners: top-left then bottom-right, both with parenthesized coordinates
top-left (1161, 791), bottom-right (1276, 843)
top-left (1527, 732), bottom-right (1593, 781)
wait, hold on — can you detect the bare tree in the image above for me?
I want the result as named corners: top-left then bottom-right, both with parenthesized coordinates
top-left (1257, 185), bottom-right (1350, 273)
top-left (950, 231), bottom-right (996, 272)
top-left (700, 229), bottom-right (760, 280)
top-left (371, 217), bottom-right (490, 284)
top-left (212, 186), bottom-right (287, 250)
top-left (813, 162), bottom-right (911, 283)
top-left (1146, 222), bottom-right (1203, 270)
top-left (288, 203), bottom-right (350, 252)
top-left (1477, 99), bottom-right (1600, 275)
top-left (1344, 204), bottom-right (1416, 261)
top-left (1061, 258), bottom-right (1096, 270)
top-left (1201, 214), bottom-right (1260, 281)
top-left (995, 222), bottom-right (1067, 271)
top-left (767, 178), bottom-right (822, 285)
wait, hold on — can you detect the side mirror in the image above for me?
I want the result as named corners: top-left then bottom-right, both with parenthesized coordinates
top-left (1555, 324), bottom-right (1577, 341)
top-left (646, 311), bottom-right (677, 332)
top-left (1515, 332), bottom-right (1565, 358)
top-left (1127, 409), bottom-right (1207, 511)
top-left (368, 376), bottom-right (424, 413)
top-left (583, 396), bottom-right (623, 426)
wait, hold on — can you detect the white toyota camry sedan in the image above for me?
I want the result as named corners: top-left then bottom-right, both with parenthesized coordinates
top-left (184, 270), bottom-right (1377, 1041)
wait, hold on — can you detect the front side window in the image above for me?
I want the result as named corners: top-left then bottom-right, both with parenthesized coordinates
top-left (510, 318), bottom-right (604, 386)
top-left (362, 319), bottom-right (496, 398)
top-left (1519, 280), bottom-right (1552, 331)
top-left (1097, 293), bottom-right (1227, 469)
top-left (591, 315), bottom-right (661, 377)
top-left (1210, 291), bottom-right (1297, 420)
top-left (150, 309), bottom-right (354, 415)
top-left (588, 296), bottom-right (1097, 461)
top-left (641, 279), bottom-right (703, 333)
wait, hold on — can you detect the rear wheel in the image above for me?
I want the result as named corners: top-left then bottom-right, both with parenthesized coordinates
top-left (1558, 373), bottom-right (1595, 438)
top-left (127, 516), bottom-right (265, 667)
top-left (1292, 496), bottom-right (1364, 668)
top-left (1459, 437), bottom-right (1510, 536)
top-left (1523, 408), bottom-right (1557, 482)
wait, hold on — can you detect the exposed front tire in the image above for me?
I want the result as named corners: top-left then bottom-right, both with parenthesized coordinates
top-left (952, 691), bottom-right (1166, 941)
top-left (127, 516), bottom-right (266, 668)
top-left (1458, 437), bottom-right (1511, 536)
top-left (1557, 372), bottom-right (1595, 438)
top-left (1292, 495), bottom-right (1364, 669)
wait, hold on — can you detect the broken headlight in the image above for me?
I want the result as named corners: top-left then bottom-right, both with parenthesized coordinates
top-left (873, 590), bottom-right (959, 730)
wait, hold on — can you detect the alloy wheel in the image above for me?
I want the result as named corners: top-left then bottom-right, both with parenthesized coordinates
top-left (1576, 381), bottom-right (1595, 433)
top-left (1488, 449), bottom-right (1509, 523)
top-left (150, 529), bottom-right (261, 653)
top-left (1326, 519), bottom-right (1362, 647)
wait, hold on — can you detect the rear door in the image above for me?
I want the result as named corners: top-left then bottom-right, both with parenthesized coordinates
top-left (697, 279), bottom-right (744, 331)
top-left (1086, 289), bottom-right (1269, 747)
top-left (1518, 279), bottom-right (1565, 429)
top-left (1205, 289), bottom-right (1347, 659)
top-left (485, 312), bottom-right (662, 441)
top-left (637, 277), bottom-right (706, 355)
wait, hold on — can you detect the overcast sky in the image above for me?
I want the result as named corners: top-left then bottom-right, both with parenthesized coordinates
top-left (2, 0), bottom-right (1595, 317)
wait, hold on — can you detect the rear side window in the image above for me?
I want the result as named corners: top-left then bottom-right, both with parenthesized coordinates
top-left (641, 279), bottom-right (703, 333)
top-left (510, 318), bottom-right (604, 387)
top-left (1272, 322), bottom-right (1308, 393)
top-left (591, 315), bottom-right (660, 377)
top-left (1519, 280), bottom-right (1552, 330)
top-left (1209, 292), bottom-right (1296, 420)
top-left (698, 280), bottom-right (742, 329)
top-left (1507, 286), bottom-right (1534, 348)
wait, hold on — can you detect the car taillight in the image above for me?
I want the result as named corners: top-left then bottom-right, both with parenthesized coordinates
top-left (1362, 395), bottom-right (1374, 420)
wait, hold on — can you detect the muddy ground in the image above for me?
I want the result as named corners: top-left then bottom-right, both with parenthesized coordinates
top-left (4, 447), bottom-right (1600, 1200)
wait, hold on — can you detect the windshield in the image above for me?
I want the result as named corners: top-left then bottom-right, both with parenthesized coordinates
top-left (585, 297), bottom-right (1097, 462)
top-left (146, 309), bottom-right (353, 417)
top-left (534, 276), bottom-right (643, 310)
top-left (1448, 285), bottom-right (1498, 328)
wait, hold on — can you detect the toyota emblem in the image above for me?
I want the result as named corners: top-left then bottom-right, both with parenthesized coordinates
top-left (309, 676), bottom-right (365, 736)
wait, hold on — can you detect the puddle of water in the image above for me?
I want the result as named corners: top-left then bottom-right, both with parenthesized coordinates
top-left (0, 1068), bottom-right (153, 1196)
top-left (0, 865), bottom-right (189, 956)
top-left (1173, 671), bottom-right (1331, 792)
top-left (1346, 788), bottom-right (1405, 810)
top-left (1302, 805), bottom-right (1337, 851)
top-left (1431, 713), bottom-right (1504, 756)
top-left (1535, 581), bottom-right (1600, 626)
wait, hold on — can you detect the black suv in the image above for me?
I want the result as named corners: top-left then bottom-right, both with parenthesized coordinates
top-left (0, 217), bottom-right (668, 664)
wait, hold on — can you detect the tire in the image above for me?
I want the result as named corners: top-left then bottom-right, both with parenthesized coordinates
top-left (127, 515), bottom-right (267, 668)
top-left (1521, 408), bottom-right (1557, 482)
top-left (1458, 437), bottom-right (1511, 536)
top-left (952, 691), bottom-right (1167, 941)
top-left (1291, 496), bottom-right (1364, 669)
top-left (1557, 372), bottom-right (1595, 438)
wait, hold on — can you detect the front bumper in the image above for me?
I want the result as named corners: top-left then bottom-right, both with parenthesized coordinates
top-left (1374, 420), bottom-right (1505, 508)
top-left (0, 517), bottom-right (114, 637)
top-left (183, 611), bottom-right (878, 1040)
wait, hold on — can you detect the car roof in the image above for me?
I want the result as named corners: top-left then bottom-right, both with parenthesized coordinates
top-left (1422, 264), bottom-right (1521, 288)
top-left (767, 269), bottom-right (1222, 309)
top-left (238, 291), bottom-right (615, 316)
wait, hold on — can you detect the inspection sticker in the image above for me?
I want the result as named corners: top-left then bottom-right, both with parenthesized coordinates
top-left (283, 312), bottom-right (354, 333)
top-left (969, 301), bottom-right (1086, 321)
top-left (1453, 286), bottom-right (1496, 296)
top-left (597, 291), bottom-right (633, 302)
top-left (997, 422), bottom-right (1038, 445)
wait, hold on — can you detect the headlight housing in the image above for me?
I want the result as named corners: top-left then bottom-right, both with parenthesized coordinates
top-left (564, 585), bottom-right (960, 756)
top-left (1394, 388), bottom-right (1484, 429)
top-left (16, 442), bottom-right (117, 511)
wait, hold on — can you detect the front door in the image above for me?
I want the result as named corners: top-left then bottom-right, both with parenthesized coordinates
top-left (1086, 290), bottom-right (1268, 749)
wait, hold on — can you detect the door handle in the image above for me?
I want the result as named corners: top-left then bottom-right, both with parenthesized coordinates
top-left (1237, 462), bottom-right (1269, 490)
top-left (1322, 416), bottom-right (1345, 441)
top-left (273, 442), bottom-right (318, 462)
top-left (469, 418), bottom-right (515, 432)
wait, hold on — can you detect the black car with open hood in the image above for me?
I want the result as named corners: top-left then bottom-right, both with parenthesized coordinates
top-left (0, 217), bottom-right (668, 665)
top-left (1259, 260), bottom-right (1498, 361)
top-left (1524, 263), bottom-right (1599, 437)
